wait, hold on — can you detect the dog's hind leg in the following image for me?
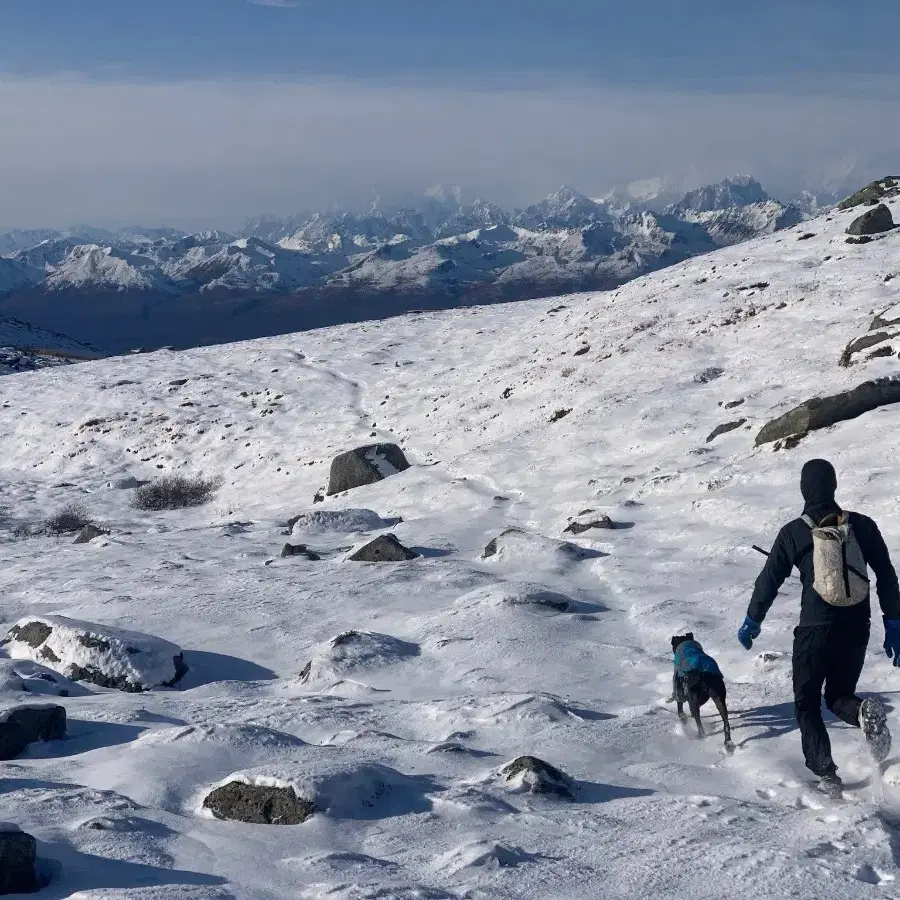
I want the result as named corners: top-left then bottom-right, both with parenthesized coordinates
top-left (688, 694), bottom-right (705, 739)
top-left (711, 691), bottom-right (733, 752)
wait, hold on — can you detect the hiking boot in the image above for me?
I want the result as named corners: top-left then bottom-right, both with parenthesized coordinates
top-left (860, 696), bottom-right (892, 763)
top-left (817, 772), bottom-right (844, 799)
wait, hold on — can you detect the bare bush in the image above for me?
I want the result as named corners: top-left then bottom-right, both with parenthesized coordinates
top-left (133, 474), bottom-right (223, 511)
top-left (44, 502), bottom-right (92, 534)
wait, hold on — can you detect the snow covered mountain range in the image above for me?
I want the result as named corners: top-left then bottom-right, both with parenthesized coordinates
top-left (1, 183), bottom-right (899, 899)
top-left (0, 176), bottom-right (808, 353)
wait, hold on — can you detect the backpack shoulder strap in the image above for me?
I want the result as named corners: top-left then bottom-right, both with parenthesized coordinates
top-left (801, 514), bottom-right (816, 529)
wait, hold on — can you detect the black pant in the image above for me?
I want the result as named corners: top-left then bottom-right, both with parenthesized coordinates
top-left (793, 623), bottom-right (869, 777)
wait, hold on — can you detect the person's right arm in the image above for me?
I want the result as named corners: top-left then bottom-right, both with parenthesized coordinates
top-left (747, 525), bottom-right (795, 624)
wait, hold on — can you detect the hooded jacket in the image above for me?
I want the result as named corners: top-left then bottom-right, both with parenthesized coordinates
top-left (748, 459), bottom-right (900, 626)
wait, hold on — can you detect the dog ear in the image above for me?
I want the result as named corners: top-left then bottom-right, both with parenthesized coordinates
top-left (686, 632), bottom-right (694, 640)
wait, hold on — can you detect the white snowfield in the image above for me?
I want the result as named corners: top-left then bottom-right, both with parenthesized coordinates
top-left (1, 198), bottom-right (900, 898)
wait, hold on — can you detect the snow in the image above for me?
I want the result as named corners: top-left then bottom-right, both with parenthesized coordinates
top-left (290, 509), bottom-right (393, 535)
top-left (0, 197), bottom-right (900, 897)
top-left (4, 615), bottom-right (184, 692)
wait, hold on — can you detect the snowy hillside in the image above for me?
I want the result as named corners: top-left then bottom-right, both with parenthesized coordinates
top-left (0, 312), bottom-right (100, 375)
top-left (0, 177), bottom-right (805, 353)
top-left (1, 193), bottom-right (900, 898)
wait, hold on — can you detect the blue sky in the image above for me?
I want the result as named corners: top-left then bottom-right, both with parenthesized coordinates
top-left (1, 1), bottom-right (899, 227)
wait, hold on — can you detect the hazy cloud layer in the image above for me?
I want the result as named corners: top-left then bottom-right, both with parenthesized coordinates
top-left (1, 74), bottom-right (898, 229)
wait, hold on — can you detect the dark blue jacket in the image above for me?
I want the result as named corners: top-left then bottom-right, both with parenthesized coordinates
top-left (674, 640), bottom-right (721, 677)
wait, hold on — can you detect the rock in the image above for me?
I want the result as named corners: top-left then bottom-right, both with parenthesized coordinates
top-left (499, 756), bottom-right (574, 800)
top-left (706, 418), bottom-right (747, 442)
top-left (73, 524), bottom-right (110, 544)
top-left (693, 367), bottom-right (724, 384)
top-left (455, 583), bottom-right (575, 614)
top-left (723, 398), bottom-right (745, 409)
top-left (326, 444), bottom-right (410, 496)
top-left (549, 408), bottom-right (572, 423)
top-left (756, 377), bottom-right (900, 446)
top-left (107, 476), bottom-right (149, 490)
top-left (564, 515), bottom-right (615, 535)
top-left (0, 826), bottom-right (38, 895)
top-left (846, 203), bottom-right (896, 236)
top-left (287, 509), bottom-right (392, 535)
top-left (203, 782), bottom-right (316, 825)
top-left (300, 630), bottom-right (420, 685)
top-left (280, 543), bottom-right (321, 560)
top-left (0, 703), bottom-right (66, 760)
top-left (840, 330), bottom-right (897, 367)
top-left (838, 176), bottom-right (900, 210)
top-left (872, 302), bottom-right (900, 330)
top-left (203, 759), bottom-right (414, 824)
top-left (348, 534), bottom-right (418, 562)
top-left (3, 615), bottom-right (187, 693)
top-left (483, 528), bottom-right (590, 565)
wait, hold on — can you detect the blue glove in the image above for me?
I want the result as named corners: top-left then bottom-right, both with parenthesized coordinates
top-left (738, 616), bottom-right (762, 651)
top-left (884, 619), bottom-right (900, 667)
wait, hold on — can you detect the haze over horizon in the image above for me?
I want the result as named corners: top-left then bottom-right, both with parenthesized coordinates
top-left (1, 0), bottom-right (899, 230)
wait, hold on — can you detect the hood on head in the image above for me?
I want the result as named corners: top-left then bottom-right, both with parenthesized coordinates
top-left (801, 459), bottom-right (837, 505)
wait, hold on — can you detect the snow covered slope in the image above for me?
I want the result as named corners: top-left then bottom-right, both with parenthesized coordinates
top-left (1, 197), bottom-right (899, 899)
top-left (0, 312), bottom-right (101, 375)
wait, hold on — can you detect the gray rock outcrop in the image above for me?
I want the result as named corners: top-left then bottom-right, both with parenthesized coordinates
top-left (203, 782), bottom-right (317, 825)
top-left (326, 444), bottom-right (410, 496)
top-left (846, 203), bottom-right (896, 236)
top-left (499, 755), bottom-right (574, 799)
top-left (348, 534), bottom-right (419, 562)
top-left (0, 826), bottom-right (38, 895)
top-left (756, 377), bottom-right (900, 445)
top-left (0, 704), bottom-right (66, 760)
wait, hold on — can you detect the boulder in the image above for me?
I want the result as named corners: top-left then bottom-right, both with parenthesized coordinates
top-left (483, 528), bottom-right (590, 566)
top-left (846, 203), bottom-right (895, 236)
top-left (203, 782), bottom-right (316, 825)
top-left (280, 543), bottom-right (321, 561)
top-left (326, 444), bottom-right (410, 496)
top-left (499, 756), bottom-right (574, 800)
top-left (564, 514), bottom-right (615, 535)
top-left (300, 630), bottom-right (420, 685)
top-left (203, 759), bottom-right (415, 824)
top-left (0, 704), bottom-right (66, 760)
top-left (73, 524), bottom-right (110, 544)
top-left (0, 825), bottom-right (38, 895)
top-left (2, 615), bottom-right (186, 693)
top-left (348, 534), bottom-right (418, 562)
top-left (838, 176), bottom-right (900, 210)
top-left (287, 509), bottom-right (393, 535)
top-left (756, 377), bottom-right (900, 446)
top-left (839, 330), bottom-right (898, 367)
top-left (706, 418), bottom-right (747, 442)
top-left (693, 367), bottom-right (724, 384)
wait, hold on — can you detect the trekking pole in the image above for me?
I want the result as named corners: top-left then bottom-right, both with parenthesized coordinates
top-left (751, 544), bottom-right (800, 578)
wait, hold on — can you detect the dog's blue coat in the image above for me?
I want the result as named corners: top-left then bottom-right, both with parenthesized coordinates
top-left (673, 639), bottom-right (721, 677)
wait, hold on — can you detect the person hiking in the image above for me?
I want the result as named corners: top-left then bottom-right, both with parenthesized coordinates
top-left (737, 458), bottom-right (900, 797)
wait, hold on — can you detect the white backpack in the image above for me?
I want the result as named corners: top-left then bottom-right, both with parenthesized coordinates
top-left (801, 513), bottom-right (870, 607)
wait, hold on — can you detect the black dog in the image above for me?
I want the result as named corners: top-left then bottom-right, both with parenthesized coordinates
top-left (671, 633), bottom-right (733, 751)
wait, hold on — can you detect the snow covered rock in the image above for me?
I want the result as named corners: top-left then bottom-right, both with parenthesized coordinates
top-left (437, 840), bottom-right (535, 873)
top-left (755, 377), bottom-right (900, 446)
top-left (498, 755), bottom-right (574, 799)
top-left (0, 825), bottom-right (38, 895)
top-left (846, 203), bottom-right (896, 236)
top-left (299, 631), bottom-right (420, 685)
top-left (0, 662), bottom-right (24, 695)
top-left (482, 528), bottom-right (590, 566)
top-left (347, 534), bottom-right (419, 562)
top-left (454, 583), bottom-right (574, 614)
top-left (202, 758), bottom-right (419, 824)
top-left (2, 616), bottom-right (187, 693)
top-left (838, 176), bottom-right (900, 210)
top-left (0, 703), bottom-right (66, 760)
top-left (326, 444), bottom-right (410, 495)
top-left (288, 508), bottom-right (393, 535)
top-left (73, 523), bottom-right (109, 544)
top-left (280, 543), bottom-right (321, 560)
top-left (564, 511), bottom-right (615, 534)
